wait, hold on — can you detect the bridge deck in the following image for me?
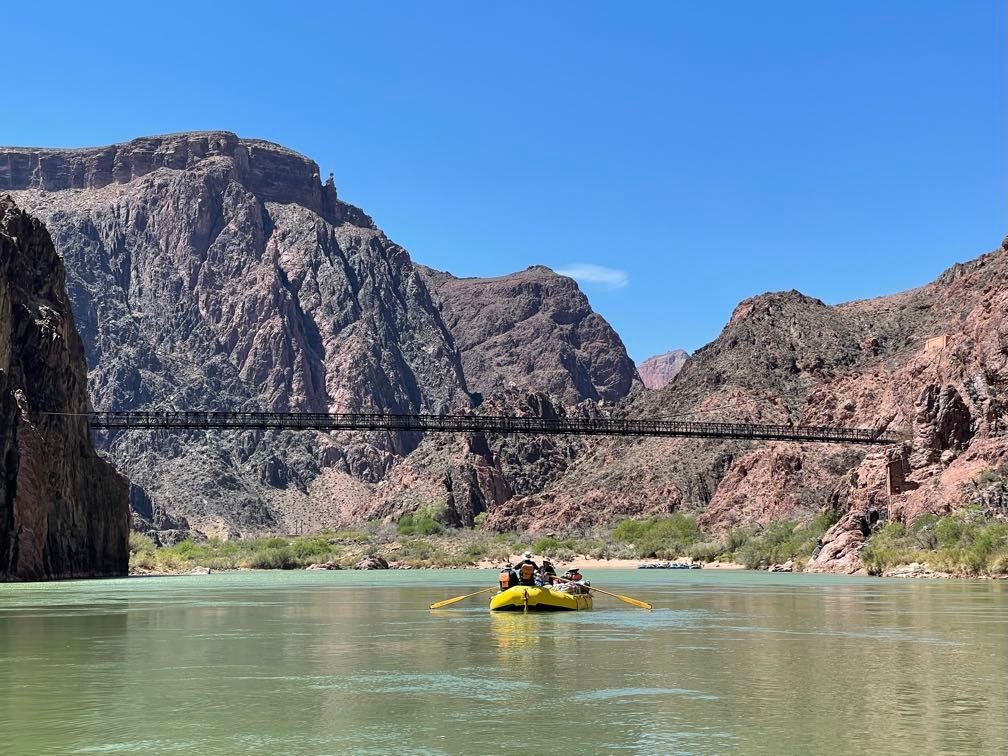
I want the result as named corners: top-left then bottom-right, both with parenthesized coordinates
top-left (83, 411), bottom-right (900, 445)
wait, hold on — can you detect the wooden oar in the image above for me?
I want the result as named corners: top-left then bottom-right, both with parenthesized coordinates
top-left (429, 585), bottom-right (498, 609)
top-left (551, 576), bottom-right (652, 610)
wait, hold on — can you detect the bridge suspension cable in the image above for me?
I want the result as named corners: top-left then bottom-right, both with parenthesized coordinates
top-left (77, 410), bottom-right (900, 445)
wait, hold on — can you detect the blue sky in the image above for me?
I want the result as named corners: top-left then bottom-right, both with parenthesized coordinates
top-left (5, 2), bottom-right (1004, 361)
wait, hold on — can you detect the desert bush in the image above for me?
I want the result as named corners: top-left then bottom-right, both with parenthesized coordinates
top-left (858, 516), bottom-right (1008, 575)
top-left (398, 539), bottom-right (436, 560)
top-left (327, 530), bottom-right (372, 544)
top-left (685, 541), bottom-right (726, 563)
top-left (612, 514), bottom-right (703, 558)
top-left (244, 546), bottom-right (298, 570)
top-left (733, 517), bottom-right (836, 569)
top-left (723, 527), bottom-right (752, 555)
top-left (290, 535), bottom-right (341, 562)
top-left (934, 517), bottom-right (965, 549)
top-left (129, 532), bottom-right (156, 556)
top-left (397, 501), bottom-right (449, 536)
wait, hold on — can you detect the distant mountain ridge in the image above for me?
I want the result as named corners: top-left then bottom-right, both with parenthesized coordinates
top-left (637, 349), bottom-right (689, 389)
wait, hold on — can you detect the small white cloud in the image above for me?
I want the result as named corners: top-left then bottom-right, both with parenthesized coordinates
top-left (556, 263), bottom-right (629, 290)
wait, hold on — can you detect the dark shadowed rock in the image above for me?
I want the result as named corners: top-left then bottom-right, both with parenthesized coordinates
top-left (0, 197), bottom-right (129, 580)
top-left (910, 384), bottom-right (972, 467)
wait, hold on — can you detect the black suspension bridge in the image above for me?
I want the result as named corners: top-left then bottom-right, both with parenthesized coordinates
top-left (78, 410), bottom-right (901, 445)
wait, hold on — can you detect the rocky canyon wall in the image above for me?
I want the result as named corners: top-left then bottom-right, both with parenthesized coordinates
top-left (0, 197), bottom-right (128, 580)
top-left (2, 132), bottom-right (639, 538)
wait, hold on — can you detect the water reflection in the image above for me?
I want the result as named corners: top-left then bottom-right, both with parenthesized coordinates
top-left (0, 571), bottom-right (1005, 754)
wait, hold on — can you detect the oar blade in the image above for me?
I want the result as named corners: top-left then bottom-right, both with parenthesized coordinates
top-left (429, 595), bottom-right (468, 609)
top-left (429, 585), bottom-right (496, 610)
top-left (615, 594), bottom-right (652, 610)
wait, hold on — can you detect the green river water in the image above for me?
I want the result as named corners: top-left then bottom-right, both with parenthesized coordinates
top-left (1, 569), bottom-right (1005, 755)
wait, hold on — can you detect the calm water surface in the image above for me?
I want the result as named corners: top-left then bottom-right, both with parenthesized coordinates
top-left (1, 569), bottom-right (1005, 755)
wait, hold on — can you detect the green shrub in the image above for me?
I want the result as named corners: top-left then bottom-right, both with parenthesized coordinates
top-left (934, 517), bottom-right (965, 548)
top-left (482, 544), bottom-right (514, 564)
top-left (245, 546), bottom-right (298, 570)
top-left (464, 540), bottom-right (489, 559)
top-left (473, 512), bottom-right (488, 529)
top-left (532, 536), bottom-right (579, 560)
top-left (532, 536), bottom-right (565, 554)
top-left (290, 536), bottom-right (341, 562)
top-left (397, 501), bottom-right (449, 536)
top-left (732, 518), bottom-right (834, 569)
top-left (258, 537), bottom-right (290, 550)
top-left (857, 515), bottom-right (1008, 576)
top-left (129, 532), bottom-right (156, 556)
top-left (612, 515), bottom-right (703, 558)
top-left (724, 527), bottom-right (752, 554)
top-left (398, 540), bottom-right (436, 560)
top-left (910, 514), bottom-right (940, 549)
top-left (328, 530), bottom-right (372, 544)
top-left (685, 541), bottom-right (725, 563)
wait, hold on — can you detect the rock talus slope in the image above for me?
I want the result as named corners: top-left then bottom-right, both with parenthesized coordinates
top-left (0, 197), bottom-right (128, 580)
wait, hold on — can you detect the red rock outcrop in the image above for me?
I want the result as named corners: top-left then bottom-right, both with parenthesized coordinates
top-left (637, 349), bottom-right (689, 390)
top-left (0, 197), bottom-right (129, 580)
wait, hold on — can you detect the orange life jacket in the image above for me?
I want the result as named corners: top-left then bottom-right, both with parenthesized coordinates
top-left (499, 570), bottom-right (512, 588)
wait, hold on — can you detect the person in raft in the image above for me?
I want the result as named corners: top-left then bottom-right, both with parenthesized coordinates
top-left (498, 563), bottom-right (519, 591)
top-left (539, 559), bottom-right (557, 586)
top-left (557, 567), bottom-right (588, 594)
top-left (514, 551), bottom-right (539, 586)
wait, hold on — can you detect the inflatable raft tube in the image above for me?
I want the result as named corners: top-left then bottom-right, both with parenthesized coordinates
top-left (489, 586), bottom-right (592, 611)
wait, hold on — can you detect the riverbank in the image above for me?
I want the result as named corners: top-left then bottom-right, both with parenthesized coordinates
top-left (128, 509), bottom-right (1008, 579)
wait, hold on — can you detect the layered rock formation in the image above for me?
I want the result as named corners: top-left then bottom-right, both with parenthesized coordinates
top-left (488, 239), bottom-right (1007, 573)
top-left (0, 197), bottom-right (128, 580)
top-left (637, 349), bottom-right (689, 390)
top-left (2, 132), bottom-right (638, 537)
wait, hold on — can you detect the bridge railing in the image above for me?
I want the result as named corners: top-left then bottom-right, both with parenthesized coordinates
top-left (84, 410), bottom-right (901, 445)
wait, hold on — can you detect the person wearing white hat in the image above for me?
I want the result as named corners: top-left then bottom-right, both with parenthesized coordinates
top-left (515, 551), bottom-right (539, 586)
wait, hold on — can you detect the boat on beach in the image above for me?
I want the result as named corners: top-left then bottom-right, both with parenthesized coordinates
top-left (489, 586), bottom-right (593, 612)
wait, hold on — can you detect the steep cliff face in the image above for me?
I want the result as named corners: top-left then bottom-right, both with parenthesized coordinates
top-left (0, 197), bottom-right (128, 580)
top-left (637, 349), bottom-right (688, 390)
top-left (419, 266), bottom-right (641, 405)
top-left (2, 133), bottom-right (639, 537)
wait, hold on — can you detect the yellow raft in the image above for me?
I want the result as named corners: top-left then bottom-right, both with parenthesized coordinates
top-left (489, 586), bottom-right (592, 612)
